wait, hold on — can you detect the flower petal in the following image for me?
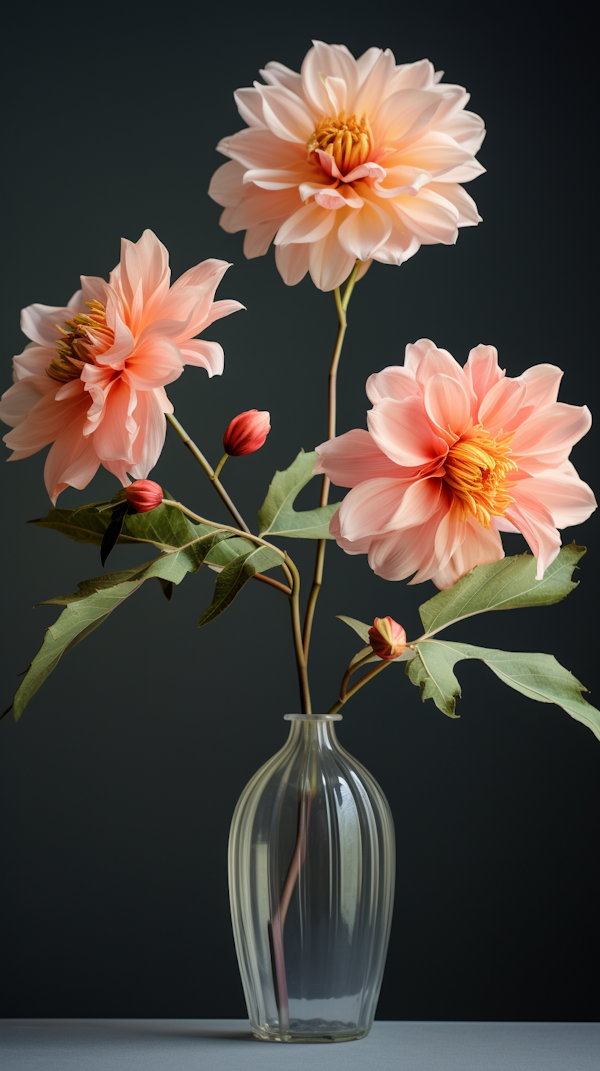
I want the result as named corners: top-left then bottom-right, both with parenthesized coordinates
top-left (178, 339), bottom-right (224, 377)
top-left (429, 518), bottom-right (503, 589)
top-left (374, 89), bottom-right (442, 141)
top-left (367, 396), bottom-right (447, 468)
top-left (254, 83), bottom-right (314, 143)
top-left (404, 338), bottom-right (437, 376)
top-left (44, 411), bottom-right (100, 504)
top-left (314, 428), bottom-right (404, 486)
top-left (3, 388), bottom-right (86, 455)
top-left (517, 364), bottom-right (564, 410)
top-left (385, 476), bottom-right (443, 531)
top-left (20, 304), bottom-right (73, 347)
top-left (92, 378), bottom-right (137, 464)
top-left (208, 160), bottom-right (246, 207)
top-left (395, 188), bottom-right (459, 244)
top-left (477, 376), bottom-right (527, 434)
top-left (337, 199), bottom-right (392, 260)
top-left (511, 403), bottom-right (592, 472)
top-left (308, 222), bottom-right (357, 291)
top-left (124, 337), bottom-right (184, 390)
top-left (274, 203), bottom-right (336, 246)
top-left (338, 477), bottom-right (408, 541)
top-left (129, 388), bottom-right (170, 479)
top-left (465, 344), bottom-right (504, 406)
top-left (424, 373), bottom-right (471, 438)
top-left (274, 243), bottom-right (310, 286)
top-left (367, 520), bottom-right (439, 582)
top-left (514, 472), bottom-right (597, 530)
top-left (366, 366), bottom-right (421, 405)
top-left (505, 489), bottom-right (561, 580)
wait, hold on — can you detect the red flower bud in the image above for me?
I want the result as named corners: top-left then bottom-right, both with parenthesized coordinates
top-left (368, 617), bottom-right (407, 660)
top-left (124, 480), bottom-right (163, 513)
top-left (223, 409), bottom-right (271, 456)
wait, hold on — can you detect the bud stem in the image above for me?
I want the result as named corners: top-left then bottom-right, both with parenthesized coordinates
top-left (212, 453), bottom-right (229, 482)
top-left (328, 660), bottom-right (392, 716)
top-left (166, 413), bottom-right (250, 534)
top-left (302, 262), bottom-right (361, 659)
top-left (284, 555), bottom-right (312, 717)
top-left (161, 499), bottom-right (285, 557)
top-left (339, 650), bottom-right (375, 701)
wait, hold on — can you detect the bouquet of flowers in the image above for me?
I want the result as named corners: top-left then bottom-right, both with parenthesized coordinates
top-left (2, 41), bottom-right (597, 1042)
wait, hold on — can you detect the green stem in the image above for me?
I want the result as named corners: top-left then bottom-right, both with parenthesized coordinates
top-left (338, 650), bottom-right (374, 702)
top-left (212, 453), bottom-right (228, 482)
top-left (161, 499), bottom-right (284, 556)
top-left (166, 413), bottom-right (250, 534)
top-left (302, 263), bottom-right (361, 658)
top-left (285, 555), bottom-right (312, 717)
top-left (328, 659), bottom-right (392, 716)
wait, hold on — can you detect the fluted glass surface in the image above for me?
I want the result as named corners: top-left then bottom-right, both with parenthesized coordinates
top-left (228, 714), bottom-right (395, 1043)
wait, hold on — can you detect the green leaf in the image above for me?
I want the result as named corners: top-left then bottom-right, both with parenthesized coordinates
top-left (257, 449), bottom-right (341, 539)
top-left (29, 498), bottom-right (210, 553)
top-left (198, 544), bottom-right (283, 626)
top-left (30, 499), bottom-right (271, 575)
top-left (12, 530), bottom-right (236, 720)
top-left (100, 502), bottom-right (128, 567)
top-left (337, 615), bottom-right (371, 643)
top-left (407, 638), bottom-right (600, 740)
top-left (418, 544), bottom-right (585, 637)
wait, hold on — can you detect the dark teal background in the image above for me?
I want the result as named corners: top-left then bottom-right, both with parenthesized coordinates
top-left (1, 1), bottom-right (598, 1021)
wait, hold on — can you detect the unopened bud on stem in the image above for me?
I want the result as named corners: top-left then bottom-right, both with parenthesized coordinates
top-left (223, 409), bottom-right (270, 456)
top-left (368, 617), bottom-right (406, 660)
top-left (124, 480), bottom-right (163, 514)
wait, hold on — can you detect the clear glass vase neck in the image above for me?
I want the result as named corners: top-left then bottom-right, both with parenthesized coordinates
top-left (283, 713), bottom-right (342, 751)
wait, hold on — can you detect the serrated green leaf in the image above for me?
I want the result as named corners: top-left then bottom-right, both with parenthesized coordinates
top-left (198, 544), bottom-right (282, 626)
top-left (257, 449), bottom-right (340, 539)
top-left (419, 544), bottom-right (585, 637)
top-left (407, 638), bottom-right (600, 740)
top-left (12, 529), bottom-right (236, 720)
top-left (337, 616), bottom-right (371, 643)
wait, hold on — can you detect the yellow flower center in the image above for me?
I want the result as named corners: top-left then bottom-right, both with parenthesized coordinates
top-left (46, 301), bottom-right (112, 383)
top-left (443, 426), bottom-right (518, 528)
top-left (307, 110), bottom-right (374, 173)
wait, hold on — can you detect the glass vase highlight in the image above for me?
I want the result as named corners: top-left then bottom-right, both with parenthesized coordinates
top-left (228, 713), bottom-right (395, 1043)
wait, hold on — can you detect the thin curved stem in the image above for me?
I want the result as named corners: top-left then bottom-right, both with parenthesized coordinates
top-left (161, 499), bottom-right (284, 556)
top-left (252, 573), bottom-right (292, 596)
top-left (302, 263), bottom-right (361, 658)
top-left (166, 413), bottom-right (250, 534)
top-left (285, 555), bottom-right (312, 717)
top-left (339, 650), bottom-right (374, 703)
top-left (328, 659), bottom-right (392, 715)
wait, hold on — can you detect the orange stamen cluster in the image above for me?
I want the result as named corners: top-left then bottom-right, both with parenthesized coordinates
top-left (46, 301), bottom-right (112, 383)
top-left (444, 426), bottom-right (518, 528)
top-left (307, 110), bottom-right (374, 173)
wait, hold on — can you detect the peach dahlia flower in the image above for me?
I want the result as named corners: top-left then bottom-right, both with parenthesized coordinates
top-left (209, 41), bottom-right (485, 291)
top-left (0, 230), bottom-right (242, 502)
top-left (315, 341), bottom-right (595, 589)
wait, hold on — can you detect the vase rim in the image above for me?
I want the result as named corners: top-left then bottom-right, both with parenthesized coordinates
top-left (284, 713), bottom-right (343, 721)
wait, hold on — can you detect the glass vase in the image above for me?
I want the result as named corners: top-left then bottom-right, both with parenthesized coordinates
top-left (228, 713), bottom-right (395, 1043)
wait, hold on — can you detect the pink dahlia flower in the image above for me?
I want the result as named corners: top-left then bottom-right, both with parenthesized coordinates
top-left (209, 41), bottom-right (485, 291)
top-left (315, 341), bottom-right (596, 589)
top-left (0, 230), bottom-right (243, 502)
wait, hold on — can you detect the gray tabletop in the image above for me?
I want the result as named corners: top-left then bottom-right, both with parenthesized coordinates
top-left (1, 1019), bottom-right (598, 1070)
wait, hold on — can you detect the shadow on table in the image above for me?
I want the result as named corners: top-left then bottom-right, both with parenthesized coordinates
top-left (116, 1020), bottom-right (255, 1042)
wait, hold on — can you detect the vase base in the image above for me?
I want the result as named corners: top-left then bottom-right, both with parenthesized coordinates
top-left (253, 1018), bottom-right (367, 1043)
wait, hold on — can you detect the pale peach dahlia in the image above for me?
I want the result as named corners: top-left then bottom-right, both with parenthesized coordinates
top-left (315, 341), bottom-right (596, 589)
top-left (0, 230), bottom-right (243, 502)
top-left (209, 41), bottom-right (486, 290)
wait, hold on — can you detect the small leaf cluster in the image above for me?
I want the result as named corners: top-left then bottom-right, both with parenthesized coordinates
top-left (338, 545), bottom-right (599, 741)
top-left (8, 452), bottom-right (339, 720)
